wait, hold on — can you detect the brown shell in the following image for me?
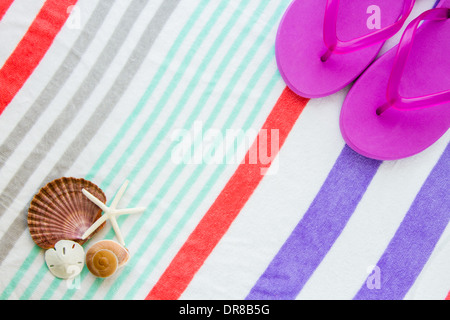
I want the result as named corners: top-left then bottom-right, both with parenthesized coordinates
top-left (86, 240), bottom-right (130, 267)
top-left (27, 177), bottom-right (107, 249)
top-left (86, 249), bottom-right (118, 278)
top-left (86, 240), bottom-right (130, 278)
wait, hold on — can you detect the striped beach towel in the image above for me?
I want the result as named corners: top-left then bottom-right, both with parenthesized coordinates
top-left (0, 0), bottom-right (448, 300)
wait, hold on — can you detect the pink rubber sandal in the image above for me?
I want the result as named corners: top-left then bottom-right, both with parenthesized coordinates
top-left (340, 3), bottom-right (450, 161)
top-left (275, 0), bottom-right (415, 98)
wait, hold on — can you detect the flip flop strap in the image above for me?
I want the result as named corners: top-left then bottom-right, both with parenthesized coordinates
top-left (377, 8), bottom-right (450, 115)
top-left (323, 0), bottom-right (415, 54)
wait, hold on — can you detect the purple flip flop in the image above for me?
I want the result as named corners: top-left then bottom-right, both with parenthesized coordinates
top-left (340, 1), bottom-right (450, 160)
top-left (276, 0), bottom-right (415, 98)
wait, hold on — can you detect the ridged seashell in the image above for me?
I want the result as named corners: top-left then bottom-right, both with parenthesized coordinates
top-left (27, 177), bottom-right (107, 249)
top-left (85, 240), bottom-right (130, 278)
top-left (45, 240), bottom-right (85, 279)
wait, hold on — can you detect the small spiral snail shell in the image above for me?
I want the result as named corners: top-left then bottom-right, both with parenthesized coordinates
top-left (85, 240), bottom-right (129, 278)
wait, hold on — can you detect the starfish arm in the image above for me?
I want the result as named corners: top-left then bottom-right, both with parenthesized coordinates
top-left (82, 189), bottom-right (109, 212)
top-left (110, 217), bottom-right (125, 247)
top-left (110, 180), bottom-right (129, 210)
top-left (114, 207), bottom-right (146, 216)
top-left (81, 214), bottom-right (108, 240)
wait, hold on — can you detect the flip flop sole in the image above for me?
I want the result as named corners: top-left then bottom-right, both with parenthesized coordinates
top-left (340, 2), bottom-right (450, 160)
top-left (276, 0), bottom-right (405, 98)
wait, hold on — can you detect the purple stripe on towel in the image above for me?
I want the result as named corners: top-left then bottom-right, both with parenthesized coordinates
top-left (354, 143), bottom-right (450, 300)
top-left (246, 146), bottom-right (382, 300)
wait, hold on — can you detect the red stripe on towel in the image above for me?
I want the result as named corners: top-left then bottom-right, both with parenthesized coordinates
top-left (0, 0), bottom-right (15, 21)
top-left (146, 87), bottom-right (309, 300)
top-left (0, 0), bottom-right (78, 115)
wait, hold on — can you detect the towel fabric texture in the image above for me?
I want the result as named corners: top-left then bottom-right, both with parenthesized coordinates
top-left (0, 0), bottom-right (449, 300)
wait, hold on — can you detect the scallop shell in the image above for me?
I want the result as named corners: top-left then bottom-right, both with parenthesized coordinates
top-left (85, 240), bottom-right (130, 278)
top-left (27, 177), bottom-right (107, 249)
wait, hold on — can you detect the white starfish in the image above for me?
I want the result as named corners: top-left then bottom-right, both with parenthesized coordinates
top-left (81, 180), bottom-right (145, 247)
